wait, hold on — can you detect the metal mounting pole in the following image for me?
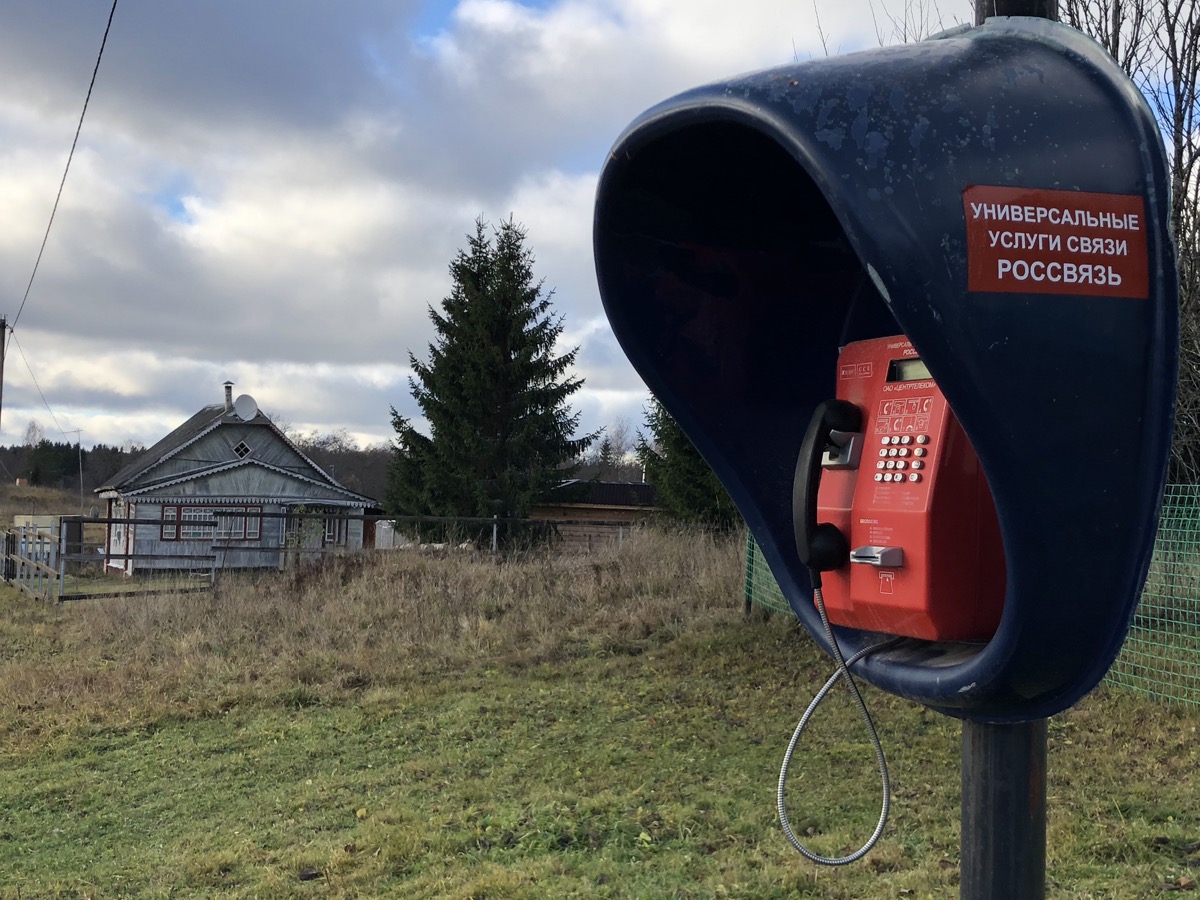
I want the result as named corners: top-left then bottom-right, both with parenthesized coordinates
top-left (964, 0), bottom-right (1055, 892)
top-left (975, 0), bottom-right (1058, 24)
top-left (961, 719), bottom-right (1047, 899)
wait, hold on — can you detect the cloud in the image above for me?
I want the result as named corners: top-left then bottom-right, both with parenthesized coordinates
top-left (0, 0), bottom-right (893, 451)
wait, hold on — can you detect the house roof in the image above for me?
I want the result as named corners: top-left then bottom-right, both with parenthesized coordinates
top-left (541, 480), bottom-right (657, 508)
top-left (117, 456), bottom-right (373, 505)
top-left (96, 403), bottom-right (376, 507)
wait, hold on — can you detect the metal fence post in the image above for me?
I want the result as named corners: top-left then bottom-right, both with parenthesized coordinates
top-left (57, 522), bottom-right (66, 601)
top-left (36, 530), bottom-right (45, 598)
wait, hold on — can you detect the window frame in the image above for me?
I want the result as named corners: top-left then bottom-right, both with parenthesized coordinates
top-left (160, 505), bottom-right (263, 542)
top-left (179, 507), bottom-right (215, 540)
top-left (161, 506), bottom-right (178, 541)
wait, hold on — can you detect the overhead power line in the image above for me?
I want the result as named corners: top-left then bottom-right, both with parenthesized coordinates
top-left (11, 0), bottom-right (120, 332)
top-left (11, 332), bottom-right (66, 439)
top-left (0, 0), bottom-right (118, 451)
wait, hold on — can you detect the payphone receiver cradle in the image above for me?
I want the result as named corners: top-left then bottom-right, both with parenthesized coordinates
top-left (794, 399), bottom-right (862, 574)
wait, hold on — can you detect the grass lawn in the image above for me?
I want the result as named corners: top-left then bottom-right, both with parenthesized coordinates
top-left (0, 533), bottom-right (1195, 897)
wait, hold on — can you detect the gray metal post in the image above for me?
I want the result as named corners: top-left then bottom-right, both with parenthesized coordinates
top-left (964, 0), bottom-right (1054, 892)
top-left (975, 0), bottom-right (1057, 24)
top-left (961, 719), bottom-right (1047, 899)
top-left (37, 531), bottom-right (46, 598)
top-left (57, 522), bottom-right (66, 601)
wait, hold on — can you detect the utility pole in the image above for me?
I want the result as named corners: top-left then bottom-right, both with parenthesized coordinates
top-left (0, 316), bottom-right (8, 443)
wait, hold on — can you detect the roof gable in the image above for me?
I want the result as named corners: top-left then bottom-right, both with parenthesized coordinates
top-left (97, 404), bottom-right (375, 505)
top-left (121, 457), bottom-right (373, 506)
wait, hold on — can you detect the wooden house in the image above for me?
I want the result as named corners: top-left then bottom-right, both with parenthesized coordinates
top-left (95, 384), bottom-right (377, 574)
top-left (530, 480), bottom-right (657, 551)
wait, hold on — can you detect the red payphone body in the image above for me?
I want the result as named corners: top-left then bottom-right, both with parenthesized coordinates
top-left (812, 336), bottom-right (1005, 642)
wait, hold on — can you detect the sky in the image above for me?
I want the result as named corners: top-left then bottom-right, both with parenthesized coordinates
top-left (0, 0), bottom-right (968, 452)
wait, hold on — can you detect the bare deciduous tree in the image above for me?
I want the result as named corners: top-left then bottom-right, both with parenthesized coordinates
top-left (864, 0), bottom-right (1196, 476)
top-left (1061, 0), bottom-right (1200, 478)
top-left (22, 418), bottom-right (43, 448)
top-left (576, 418), bottom-right (643, 482)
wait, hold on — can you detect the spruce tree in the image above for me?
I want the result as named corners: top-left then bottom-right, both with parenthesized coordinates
top-left (637, 398), bottom-right (740, 530)
top-left (387, 218), bottom-right (595, 528)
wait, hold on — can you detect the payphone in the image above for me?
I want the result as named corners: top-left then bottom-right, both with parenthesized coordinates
top-left (592, 13), bottom-right (1178, 882)
top-left (591, 16), bottom-right (1177, 722)
top-left (796, 336), bottom-right (1005, 642)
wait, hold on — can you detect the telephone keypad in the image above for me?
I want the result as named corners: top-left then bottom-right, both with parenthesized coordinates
top-left (879, 433), bottom-right (931, 483)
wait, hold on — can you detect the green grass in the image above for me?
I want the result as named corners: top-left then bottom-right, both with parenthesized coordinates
top-left (0, 532), bottom-right (1197, 897)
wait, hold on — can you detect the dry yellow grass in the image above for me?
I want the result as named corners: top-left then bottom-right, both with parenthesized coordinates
top-left (0, 527), bottom-right (746, 744)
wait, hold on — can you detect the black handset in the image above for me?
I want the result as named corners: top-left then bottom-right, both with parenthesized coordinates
top-left (793, 399), bottom-right (862, 572)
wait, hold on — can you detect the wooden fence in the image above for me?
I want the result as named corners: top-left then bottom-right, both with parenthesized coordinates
top-left (3, 512), bottom-right (647, 602)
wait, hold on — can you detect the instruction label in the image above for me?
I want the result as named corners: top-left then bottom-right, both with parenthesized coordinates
top-left (963, 185), bottom-right (1148, 298)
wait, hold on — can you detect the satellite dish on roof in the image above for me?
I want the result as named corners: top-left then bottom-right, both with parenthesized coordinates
top-left (233, 394), bottom-right (259, 421)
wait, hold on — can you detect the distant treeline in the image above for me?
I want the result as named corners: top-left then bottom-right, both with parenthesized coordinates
top-left (1, 428), bottom-right (646, 512)
top-left (0, 441), bottom-right (141, 500)
top-left (0, 435), bottom-right (394, 507)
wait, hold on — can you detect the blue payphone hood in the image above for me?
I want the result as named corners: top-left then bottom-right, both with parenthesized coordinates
top-left (593, 18), bottom-right (1178, 722)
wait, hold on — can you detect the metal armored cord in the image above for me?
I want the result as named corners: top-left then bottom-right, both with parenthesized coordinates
top-left (777, 576), bottom-right (901, 866)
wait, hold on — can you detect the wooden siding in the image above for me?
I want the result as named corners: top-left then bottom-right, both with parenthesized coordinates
top-left (529, 502), bottom-right (652, 554)
top-left (127, 420), bottom-right (325, 488)
top-left (133, 463), bottom-right (363, 505)
top-left (101, 404), bottom-right (374, 575)
top-left (126, 502), bottom-right (276, 572)
top-left (119, 503), bottom-right (366, 573)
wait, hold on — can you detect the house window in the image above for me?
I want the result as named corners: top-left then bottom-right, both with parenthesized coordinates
top-left (322, 515), bottom-right (351, 546)
top-left (157, 505), bottom-right (263, 542)
top-left (213, 507), bottom-right (263, 540)
top-left (216, 511), bottom-right (244, 539)
top-left (233, 441), bottom-right (252, 458)
top-left (112, 500), bottom-right (126, 546)
top-left (179, 508), bottom-right (215, 540)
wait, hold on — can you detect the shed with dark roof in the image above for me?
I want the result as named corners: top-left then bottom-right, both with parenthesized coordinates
top-left (530, 480), bottom-right (657, 551)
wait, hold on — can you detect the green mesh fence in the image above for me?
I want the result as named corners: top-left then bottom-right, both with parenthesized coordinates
top-left (1108, 483), bottom-right (1200, 705)
top-left (743, 484), bottom-right (1200, 707)
top-left (744, 536), bottom-right (793, 616)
